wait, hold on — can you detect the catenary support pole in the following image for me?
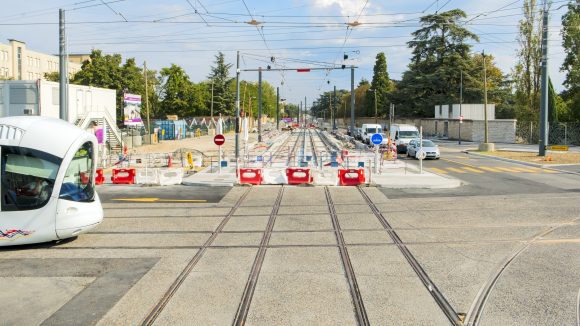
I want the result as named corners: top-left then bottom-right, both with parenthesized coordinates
top-left (59, 9), bottom-right (67, 121)
top-left (258, 67), bottom-right (262, 142)
top-left (235, 51), bottom-right (240, 160)
top-left (276, 87), bottom-right (279, 130)
top-left (350, 66), bottom-right (355, 135)
top-left (539, 3), bottom-right (549, 156)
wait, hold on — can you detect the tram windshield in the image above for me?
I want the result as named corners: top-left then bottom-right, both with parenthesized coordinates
top-left (1, 146), bottom-right (60, 211)
top-left (59, 142), bottom-right (95, 202)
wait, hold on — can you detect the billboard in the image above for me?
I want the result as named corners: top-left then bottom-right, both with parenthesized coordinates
top-left (123, 93), bottom-right (143, 126)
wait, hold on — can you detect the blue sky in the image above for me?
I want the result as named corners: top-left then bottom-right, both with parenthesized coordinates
top-left (0, 0), bottom-right (570, 106)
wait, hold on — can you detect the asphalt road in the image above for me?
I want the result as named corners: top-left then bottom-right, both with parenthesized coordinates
top-left (96, 184), bottom-right (231, 203)
top-left (382, 144), bottom-right (580, 198)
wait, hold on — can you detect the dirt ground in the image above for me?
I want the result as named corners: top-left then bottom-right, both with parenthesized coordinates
top-left (477, 150), bottom-right (580, 165)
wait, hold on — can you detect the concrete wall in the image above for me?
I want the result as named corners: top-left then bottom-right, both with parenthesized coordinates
top-left (335, 117), bottom-right (516, 143)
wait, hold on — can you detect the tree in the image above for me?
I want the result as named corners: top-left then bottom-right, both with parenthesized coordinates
top-left (365, 52), bottom-right (393, 117)
top-left (513, 0), bottom-right (543, 121)
top-left (158, 64), bottom-right (195, 118)
top-left (44, 72), bottom-right (60, 82)
top-left (393, 9), bottom-right (479, 117)
top-left (560, 0), bottom-right (580, 120)
top-left (208, 52), bottom-right (234, 115)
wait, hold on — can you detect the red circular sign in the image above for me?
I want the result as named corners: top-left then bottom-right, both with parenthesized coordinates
top-left (214, 134), bottom-right (225, 146)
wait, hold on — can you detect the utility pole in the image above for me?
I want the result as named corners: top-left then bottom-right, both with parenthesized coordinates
top-left (328, 92), bottom-right (332, 128)
top-left (374, 89), bottom-right (378, 124)
top-left (304, 96), bottom-right (307, 127)
top-left (144, 61), bottom-right (151, 144)
top-left (483, 50), bottom-right (489, 144)
top-left (459, 69), bottom-right (462, 145)
top-left (333, 85), bottom-right (337, 130)
top-left (235, 51), bottom-right (240, 159)
top-left (210, 80), bottom-right (214, 119)
top-left (59, 9), bottom-right (67, 121)
top-left (258, 67), bottom-right (262, 142)
top-left (276, 87), bottom-right (280, 130)
top-left (539, 2), bottom-right (549, 156)
top-left (299, 101), bottom-right (302, 127)
top-left (350, 66), bottom-right (355, 135)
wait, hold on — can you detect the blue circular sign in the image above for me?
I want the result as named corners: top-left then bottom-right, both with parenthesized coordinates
top-left (371, 133), bottom-right (383, 145)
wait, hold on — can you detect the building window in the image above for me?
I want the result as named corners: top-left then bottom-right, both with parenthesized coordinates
top-left (28, 72), bottom-right (33, 79)
top-left (10, 86), bottom-right (37, 104)
top-left (439, 106), bottom-right (442, 117)
top-left (17, 47), bottom-right (22, 80)
top-left (449, 106), bottom-right (453, 118)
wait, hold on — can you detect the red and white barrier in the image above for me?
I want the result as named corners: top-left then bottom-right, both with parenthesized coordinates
top-left (238, 168), bottom-right (263, 185)
top-left (95, 169), bottom-right (105, 185)
top-left (338, 168), bottom-right (365, 186)
top-left (111, 168), bottom-right (136, 184)
top-left (286, 168), bottom-right (313, 185)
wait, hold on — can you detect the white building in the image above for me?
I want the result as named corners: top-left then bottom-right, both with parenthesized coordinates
top-left (0, 39), bottom-right (82, 80)
top-left (0, 80), bottom-right (121, 149)
top-left (434, 104), bottom-right (495, 120)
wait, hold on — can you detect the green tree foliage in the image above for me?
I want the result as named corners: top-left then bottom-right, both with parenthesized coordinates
top-left (158, 64), bottom-right (195, 118)
top-left (43, 71), bottom-right (60, 82)
top-left (393, 9), bottom-right (479, 117)
top-left (71, 50), bottom-right (152, 123)
top-left (513, 0), bottom-right (543, 121)
top-left (365, 52), bottom-right (393, 117)
top-left (208, 52), bottom-right (234, 115)
top-left (341, 79), bottom-right (371, 120)
top-left (236, 80), bottom-right (277, 120)
top-left (560, 0), bottom-right (580, 120)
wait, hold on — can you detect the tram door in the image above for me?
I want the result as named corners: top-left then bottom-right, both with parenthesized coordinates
top-left (55, 141), bottom-right (98, 236)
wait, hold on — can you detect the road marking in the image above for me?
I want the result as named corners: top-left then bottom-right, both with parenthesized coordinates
top-left (478, 166), bottom-right (502, 172)
top-left (512, 167), bottom-right (539, 173)
top-left (430, 168), bottom-right (448, 174)
top-left (462, 167), bottom-right (484, 173)
top-left (540, 168), bottom-right (560, 173)
top-left (446, 167), bottom-right (467, 174)
top-left (112, 198), bottom-right (207, 203)
top-left (494, 167), bottom-right (521, 173)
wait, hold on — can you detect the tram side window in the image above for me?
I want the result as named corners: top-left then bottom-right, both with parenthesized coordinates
top-left (1, 147), bottom-right (60, 211)
top-left (59, 142), bottom-right (95, 202)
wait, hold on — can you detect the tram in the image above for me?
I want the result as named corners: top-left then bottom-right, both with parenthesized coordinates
top-left (0, 116), bottom-right (103, 246)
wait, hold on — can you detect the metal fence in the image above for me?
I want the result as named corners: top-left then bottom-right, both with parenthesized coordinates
top-left (516, 121), bottom-right (580, 145)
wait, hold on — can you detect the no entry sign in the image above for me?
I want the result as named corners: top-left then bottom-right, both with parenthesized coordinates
top-left (214, 134), bottom-right (225, 146)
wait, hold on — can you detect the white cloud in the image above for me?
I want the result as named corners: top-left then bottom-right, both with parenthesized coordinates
top-left (312, 0), bottom-right (369, 18)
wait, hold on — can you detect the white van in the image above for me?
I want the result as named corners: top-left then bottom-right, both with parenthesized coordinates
top-left (361, 123), bottom-right (388, 146)
top-left (389, 124), bottom-right (420, 153)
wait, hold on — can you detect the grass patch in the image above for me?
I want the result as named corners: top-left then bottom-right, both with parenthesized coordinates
top-left (474, 150), bottom-right (580, 165)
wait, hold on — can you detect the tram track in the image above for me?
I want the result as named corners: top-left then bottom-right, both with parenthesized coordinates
top-left (324, 186), bottom-right (370, 326)
top-left (358, 187), bottom-right (463, 326)
top-left (141, 186), bottom-right (253, 326)
top-left (232, 186), bottom-right (285, 325)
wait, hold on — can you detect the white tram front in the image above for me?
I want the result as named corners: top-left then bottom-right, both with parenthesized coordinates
top-left (0, 116), bottom-right (103, 246)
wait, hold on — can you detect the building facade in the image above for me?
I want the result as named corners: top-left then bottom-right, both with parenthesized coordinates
top-left (0, 39), bottom-right (82, 81)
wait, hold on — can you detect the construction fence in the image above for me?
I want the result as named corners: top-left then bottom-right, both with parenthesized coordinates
top-left (516, 121), bottom-right (580, 145)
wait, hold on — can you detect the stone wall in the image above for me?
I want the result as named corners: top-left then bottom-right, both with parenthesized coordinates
top-left (471, 120), bottom-right (517, 143)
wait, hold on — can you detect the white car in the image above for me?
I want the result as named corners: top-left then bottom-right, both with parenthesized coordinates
top-left (407, 139), bottom-right (440, 159)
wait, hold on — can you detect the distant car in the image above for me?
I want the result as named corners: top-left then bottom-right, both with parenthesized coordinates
top-left (407, 139), bottom-right (440, 159)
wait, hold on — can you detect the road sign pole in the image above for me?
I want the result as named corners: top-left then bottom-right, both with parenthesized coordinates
top-left (219, 145), bottom-right (222, 174)
top-left (419, 126), bottom-right (423, 174)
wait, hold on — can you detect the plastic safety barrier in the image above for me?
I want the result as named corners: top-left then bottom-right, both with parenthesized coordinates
top-left (238, 168), bottom-right (263, 185)
top-left (286, 168), bottom-right (313, 185)
top-left (158, 168), bottom-right (183, 186)
top-left (95, 169), bottom-right (105, 185)
top-left (338, 168), bottom-right (365, 186)
top-left (135, 169), bottom-right (159, 185)
top-left (111, 168), bottom-right (136, 184)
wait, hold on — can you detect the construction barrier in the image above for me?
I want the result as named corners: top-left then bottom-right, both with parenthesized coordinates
top-left (158, 168), bottom-right (183, 186)
top-left (135, 169), bottom-right (159, 185)
top-left (95, 169), bottom-right (105, 185)
top-left (313, 169), bottom-right (338, 186)
top-left (111, 168), bottom-right (136, 184)
top-left (286, 168), bottom-right (313, 185)
top-left (238, 168), bottom-right (263, 185)
top-left (338, 168), bottom-right (365, 186)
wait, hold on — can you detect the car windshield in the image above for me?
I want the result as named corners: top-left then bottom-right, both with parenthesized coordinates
top-left (400, 131), bottom-right (419, 138)
top-left (366, 127), bottom-right (381, 133)
top-left (421, 140), bottom-right (436, 147)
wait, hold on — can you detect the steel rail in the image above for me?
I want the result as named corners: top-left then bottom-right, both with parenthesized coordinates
top-left (232, 186), bottom-right (285, 326)
top-left (358, 187), bottom-right (463, 326)
top-left (464, 216), bottom-right (580, 326)
top-left (141, 187), bottom-right (253, 326)
top-left (324, 186), bottom-right (370, 326)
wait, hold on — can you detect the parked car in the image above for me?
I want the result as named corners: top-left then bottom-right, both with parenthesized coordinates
top-left (407, 139), bottom-right (440, 159)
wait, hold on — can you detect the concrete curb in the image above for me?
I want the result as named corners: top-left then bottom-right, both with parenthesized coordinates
top-left (463, 150), bottom-right (580, 176)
